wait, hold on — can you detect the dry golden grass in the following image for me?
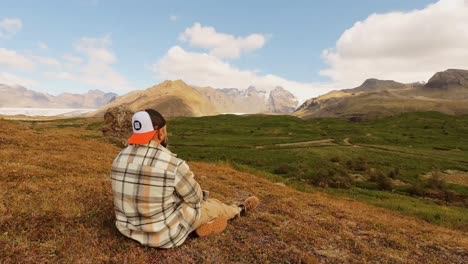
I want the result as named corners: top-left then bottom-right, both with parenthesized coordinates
top-left (1, 119), bottom-right (467, 263)
top-left (445, 173), bottom-right (468, 186)
top-left (92, 80), bottom-right (219, 117)
top-left (421, 170), bottom-right (468, 187)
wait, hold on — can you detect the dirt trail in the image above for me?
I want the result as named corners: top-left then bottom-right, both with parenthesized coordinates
top-left (343, 138), bottom-right (353, 146)
top-left (275, 139), bottom-right (336, 147)
top-left (354, 144), bottom-right (468, 164)
top-left (341, 137), bottom-right (468, 164)
top-left (254, 139), bottom-right (336, 149)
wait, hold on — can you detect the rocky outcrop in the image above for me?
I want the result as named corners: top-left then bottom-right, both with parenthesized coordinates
top-left (295, 98), bottom-right (315, 114)
top-left (218, 86), bottom-right (268, 113)
top-left (267, 86), bottom-right (298, 113)
top-left (424, 69), bottom-right (468, 90)
top-left (346, 79), bottom-right (407, 93)
top-left (197, 85), bottom-right (298, 114)
top-left (101, 106), bottom-right (133, 141)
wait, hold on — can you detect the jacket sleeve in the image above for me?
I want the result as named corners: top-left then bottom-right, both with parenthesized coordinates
top-left (174, 161), bottom-right (203, 209)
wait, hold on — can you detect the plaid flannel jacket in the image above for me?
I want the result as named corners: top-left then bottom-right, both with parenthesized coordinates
top-left (111, 141), bottom-right (203, 248)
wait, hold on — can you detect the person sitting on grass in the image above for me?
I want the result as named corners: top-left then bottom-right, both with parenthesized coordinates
top-left (110, 109), bottom-right (260, 248)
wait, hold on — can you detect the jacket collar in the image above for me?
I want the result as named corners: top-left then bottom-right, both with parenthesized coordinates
top-left (145, 140), bottom-right (176, 156)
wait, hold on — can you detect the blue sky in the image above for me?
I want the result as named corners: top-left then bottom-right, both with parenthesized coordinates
top-left (1, 0), bottom-right (467, 101)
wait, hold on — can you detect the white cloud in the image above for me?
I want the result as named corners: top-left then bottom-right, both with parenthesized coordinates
top-left (179, 23), bottom-right (269, 59)
top-left (0, 48), bottom-right (35, 71)
top-left (320, 0), bottom-right (468, 87)
top-left (170, 15), bottom-right (179, 22)
top-left (45, 35), bottom-right (131, 92)
top-left (154, 24), bottom-right (328, 102)
top-left (43, 71), bottom-right (74, 80)
top-left (0, 48), bottom-right (62, 72)
top-left (31, 55), bottom-right (61, 67)
top-left (154, 1), bottom-right (468, 103)
top-left (0, 18), bottom-right (22, 39)
top-left (74, 36), bottom-right (116, 64)
top-left (62, 54), bottom-right (83, 64)
top-left (38, 42), bottom-right (49, 50)
top-left (0, 35), bottom-right (129, 92)
top-left (153, 46), bottom-right (330, 102)
top-left (0, 72), bottom-right (38, 87)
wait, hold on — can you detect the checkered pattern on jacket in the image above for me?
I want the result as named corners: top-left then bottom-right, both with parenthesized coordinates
top-left (111, 141), bottom-right (202, 248)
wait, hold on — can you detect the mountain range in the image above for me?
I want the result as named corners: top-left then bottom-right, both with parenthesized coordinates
top-left (92, 80), bottom-right (299, 117)
top-left (294, 69), bottom-right (468, 121)
top-left (196, 85), bottom-right (298, 114)
top-left (0, 80), bottom-right (298, 117)
top-left (0, 85), bottom-right (117, 109)
top-left (2, 68), bottom-right (468, 120)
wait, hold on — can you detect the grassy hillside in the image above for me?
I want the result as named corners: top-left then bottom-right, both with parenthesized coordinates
top-left (295, 92), bottom-right (468, 120)
top-left (1, 118), bottom-right (467, 263)
top-left (92, 80), bottom-right (219, 117)
top-left (294, 70), bottom-right (468, 120)
top-left (166, 112), bottom-right (468, 230)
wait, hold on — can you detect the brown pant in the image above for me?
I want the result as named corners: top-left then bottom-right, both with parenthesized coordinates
top-left (193, 198), bottom-right (241, 229)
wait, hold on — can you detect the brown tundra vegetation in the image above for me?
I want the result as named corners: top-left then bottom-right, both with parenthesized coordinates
top-left (0, 118), bottom-right (467, 263)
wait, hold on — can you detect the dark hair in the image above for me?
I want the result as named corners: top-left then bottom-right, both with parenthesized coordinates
top-left (144, 109), bottom-right (166, 130)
